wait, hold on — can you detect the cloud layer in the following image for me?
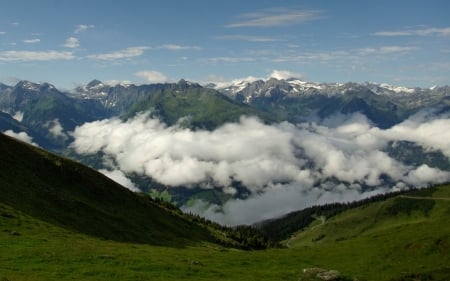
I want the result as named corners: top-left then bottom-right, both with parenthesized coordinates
top-left (70, 111), bottom-right (450, 225)
top-left (226, 8), bottom-right (323, 28)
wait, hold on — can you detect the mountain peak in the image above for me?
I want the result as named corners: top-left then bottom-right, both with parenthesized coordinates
top-left (15, 80), bottom-right (41, 91)
top-left (86, 79), bottom-right (104, 88)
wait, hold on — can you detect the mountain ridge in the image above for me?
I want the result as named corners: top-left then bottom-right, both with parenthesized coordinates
top-left (1, 78), bottom-right (450, 222)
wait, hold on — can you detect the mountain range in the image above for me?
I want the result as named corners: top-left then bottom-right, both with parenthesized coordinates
top-left (1, 77), bottom-right (450, 222)
top-left (1, 78), bottom-right (449, 146)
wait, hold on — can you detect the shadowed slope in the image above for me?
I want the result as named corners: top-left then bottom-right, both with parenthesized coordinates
top-left (0, 133), bottom-right (213, 247)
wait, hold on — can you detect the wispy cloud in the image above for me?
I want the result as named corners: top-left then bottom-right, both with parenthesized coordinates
top-left (216, 34), bottom-right (279, 42)
top-left (87, 46), bottom-right (149, 60)
top-left (269, 69), bottom-right (304, 80)
top-left (74, 24), bottom-right (95, 34)
top-left (0, 31), bottom-right (6, 35)
top-left (23, 38), bottom-right (40, 44)
top-left (207, 56), bottom-right (258, 63)
top-left (357, 46), bottom-right (418, 55)
top-left (134, 70), bottom-right (168, 83)
top-left (374, 26), bottom-right (450, 37)
top-left (273, 45), bottom-right (417, 64)
top-left (157, 44), bottom-right (201, 51)
top-left (63, 37), bottom-right (80, 48)
top-left (373, 31), bottom-right (412, 36)
top-left (0, 50), bottom-right (74, 62)
top-left (226, 8), bottom-right (323, 28)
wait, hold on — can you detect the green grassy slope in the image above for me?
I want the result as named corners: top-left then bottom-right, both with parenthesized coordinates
top-left (285, 186), bottom-right (450, 280)
top-left (1, 186), bottom-right (449, 280)
top-left (0, 132), bottom-right (213, 246)
top-left (1, 131), bottom-right (449, 280)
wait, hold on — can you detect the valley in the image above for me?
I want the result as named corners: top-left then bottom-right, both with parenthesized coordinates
top-left (1, 1), bottom-right (449, 280)
top-left (1, 78), bottom-right (450, 225)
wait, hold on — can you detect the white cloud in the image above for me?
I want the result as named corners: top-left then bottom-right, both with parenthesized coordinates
top-left (269, 69), bottom-right (304, 80)
top-left (378, 46), bottom-right (418, 54)
top-left (404, 164), bottom-right (450, 186)
top-left (63, 37), bottom-right (80, 48)
top-left (373, 31), bottom-right (412, 36)
top-left (215, 35), bottom-right (279, 42)
top-left (206, 74), bottom-right (263, 88)
top-left (3, 130), bottom-right (38, 146)
top-left (158, 44), bottom-right (201, 51)
top-left (183, 184), bottom-right (380, 226)
top-left (22, 38), bottom-right (41, 44)
top-left (87, 46), bottom-right (149, 60)
top-left (134, 70), bottom-right (168, 83)
top-left (44, 119), bottom-right (68, 141)
top-left (207, 56), bottom-right (257, 63)
top-left (0, 31), bottom-right (6, 35)
top-left (99, 169), bottom-right (140, 192)
top-left (74, 24), bottom-right (94, 34)
top-left (0, 50), bottom-right (74, 62)
top-left (272, 45), bottom-right (417, 66)
top-left (226, 8), bottom-right (323, 28)
top-left (374, 26), bottom-right (450, 37)
top-left (70, 111), bottom-right (450, 225)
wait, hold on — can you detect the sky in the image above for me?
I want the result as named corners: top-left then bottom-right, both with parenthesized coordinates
top-left (0, 0), bottom-right (449, 89)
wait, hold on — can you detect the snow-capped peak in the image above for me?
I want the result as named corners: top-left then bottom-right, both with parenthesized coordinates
top-left (287, 79), bottom-right (323, 90)
top-left (17, 81), bottom-right (40, 91)
top-left (379, 83), bottom-right (415, 93)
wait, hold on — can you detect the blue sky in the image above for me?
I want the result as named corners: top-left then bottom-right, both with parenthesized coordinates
top-left (0, 0), bottom-right (449, 89)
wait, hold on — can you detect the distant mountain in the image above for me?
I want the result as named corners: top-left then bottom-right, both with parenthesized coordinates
top-left (2, 78), bottom-right (450, 214)
top-left (1, 79), bottom-right (271, 149)
top-left (0, 81), bottom-right (108, 150)
top-left (212, 78), bottom-right (450, 128)
top-left (70, 79), bottom-right (275, 128)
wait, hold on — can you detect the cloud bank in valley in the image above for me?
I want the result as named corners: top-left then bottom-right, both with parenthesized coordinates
top-left (70, 111), bottom-right (450, 225)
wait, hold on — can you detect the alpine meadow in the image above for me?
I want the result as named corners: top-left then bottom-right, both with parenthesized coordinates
top-left (1, 1), bottom-right (450, 280)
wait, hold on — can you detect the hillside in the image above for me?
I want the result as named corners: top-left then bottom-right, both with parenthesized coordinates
top-left (0, 132), bottom-right (271, 250)
top-left (261, 185), bottom-right (450, 280)
top-left (123, 80), bottom-right (276, 129)
top-left (1, 135), bottom-right (449, 280)
top-left (0, 132), bottom-right (219, 246)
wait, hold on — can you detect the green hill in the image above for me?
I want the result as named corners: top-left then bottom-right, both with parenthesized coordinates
top-left (1, 132), bottom-right (449, 280)
top-left (271, 186), bottom-right (450, 280)
top-left (0, 132), bottom-right (217, 247)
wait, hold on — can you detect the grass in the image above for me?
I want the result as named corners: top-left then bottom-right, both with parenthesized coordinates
top-left (0, 203), bottom-right (308, 281)
top-left (1, 132), bottom-right (450, 280)
top-left (2, 184), bottom-right (449, 281)
top-left (286, 185), bottom-right (450, 280)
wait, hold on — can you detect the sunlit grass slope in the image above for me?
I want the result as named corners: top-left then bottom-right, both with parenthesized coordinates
top-left (286, 185), bottom-right (450, 280)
